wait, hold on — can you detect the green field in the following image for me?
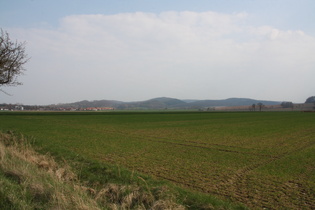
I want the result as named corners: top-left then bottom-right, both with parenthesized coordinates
top-left (1, 111), bottom-right (315, 209)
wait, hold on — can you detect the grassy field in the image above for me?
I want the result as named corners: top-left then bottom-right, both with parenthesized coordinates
top-left (1, 111), bottom-right (315, 209)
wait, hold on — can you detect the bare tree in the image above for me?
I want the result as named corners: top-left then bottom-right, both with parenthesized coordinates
top-left (0, 29), bottom-right (29, 91)
top-left (305, 96), bottom-right (315, 104)
top-left (281, 102), bottom-right (294, 109)
top-left (257, 102), bottom-right (264, 111)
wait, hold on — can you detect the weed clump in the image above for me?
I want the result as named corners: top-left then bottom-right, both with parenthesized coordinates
top-left (93, 183), bottom-right (183, 209)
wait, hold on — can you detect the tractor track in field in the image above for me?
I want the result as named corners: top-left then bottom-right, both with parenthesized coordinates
top-left (124, 128), bottom-right (315, 209)
top-left (98, 127), bottom-right (315, 209)
top-left (216, 132), bottom-right (315, 209)
top-left (100, 128), bottom-right (277, 158)
top-left (144, 138), bottom-right (277, 158)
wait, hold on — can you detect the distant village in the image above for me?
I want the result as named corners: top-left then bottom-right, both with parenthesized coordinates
top-left (0, 104), bottom-right (115, 112)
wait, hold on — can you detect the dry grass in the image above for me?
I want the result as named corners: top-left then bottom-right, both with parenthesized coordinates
top-left (0, 131), bottom-right (185, 210)
top-left (0, 131), bottom-right (100, 209)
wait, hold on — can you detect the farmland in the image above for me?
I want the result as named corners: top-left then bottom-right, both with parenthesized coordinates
top-left (1, 111), bottom-right (315, 209)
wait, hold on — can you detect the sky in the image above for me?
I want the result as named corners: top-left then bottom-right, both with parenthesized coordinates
top-left (1, 0), bottom-right (315, 105)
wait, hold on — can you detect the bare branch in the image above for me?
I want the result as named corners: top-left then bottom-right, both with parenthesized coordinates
top-left (0, 88), bottom-right (12, 96)
top-left (0, 28), bottom-right (29, 87)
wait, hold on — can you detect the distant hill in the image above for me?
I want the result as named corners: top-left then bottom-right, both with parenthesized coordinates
top-left (116, 97), bottom-right (187, 109)
top-left (53, 97), bottom-right (281, 110)
top-left (184, 98), bottom-right (280, 108)
top-left (51, 100), bottom-right (123, 109)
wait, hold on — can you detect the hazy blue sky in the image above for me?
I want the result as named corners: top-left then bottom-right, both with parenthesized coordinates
top-left (1, 0), bottom-right (315, 105)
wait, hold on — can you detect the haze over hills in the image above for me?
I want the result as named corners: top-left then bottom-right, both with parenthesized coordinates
top-left (53, 97), bottom-right (282, 110)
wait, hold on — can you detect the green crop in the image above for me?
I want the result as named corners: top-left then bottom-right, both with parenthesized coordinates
top-left (1, 111), bottom-right (314, 209)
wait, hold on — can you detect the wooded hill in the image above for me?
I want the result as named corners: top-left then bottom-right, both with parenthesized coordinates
top-left (52, 97), bottom-right (281, 110)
